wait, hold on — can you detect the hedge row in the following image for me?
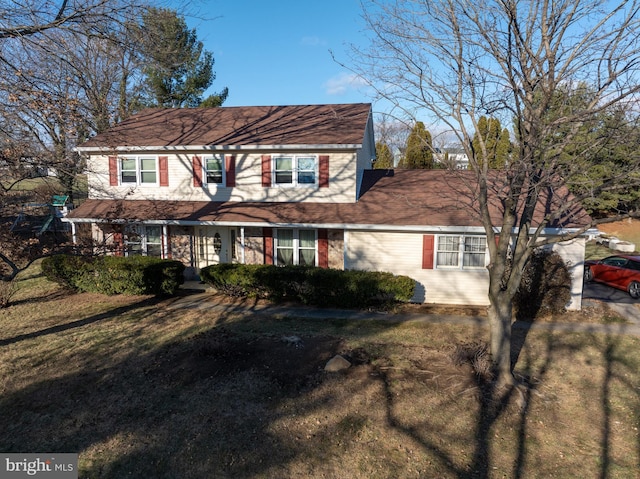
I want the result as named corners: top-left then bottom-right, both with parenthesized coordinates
top-left (200, 264), bottom-right (415, 308)
top-left (41, 255), bottom-right (185, 296)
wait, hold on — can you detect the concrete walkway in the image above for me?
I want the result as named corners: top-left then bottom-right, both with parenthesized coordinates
top-left (175, 282), bottom-right (640, 337)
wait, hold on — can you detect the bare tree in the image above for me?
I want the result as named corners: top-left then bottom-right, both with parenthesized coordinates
top-left (350, 0), bottom-right (640, 385)
top-left (0, 0), bottom-right (140, 39)
top-left (373, 114), bottom-right (411, 165)
top-left (0, 0), bottom-right (150, 280)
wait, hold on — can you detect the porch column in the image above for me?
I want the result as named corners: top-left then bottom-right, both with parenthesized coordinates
top-left (162, 225), bottom-right (169, 259)
top-left (240, 227), bottom-right (246, 264)
top-left (70, 222), bottom-right (77, 244)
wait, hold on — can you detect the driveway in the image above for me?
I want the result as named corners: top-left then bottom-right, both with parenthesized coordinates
top-left (582, 281), bottom-right (640, 324)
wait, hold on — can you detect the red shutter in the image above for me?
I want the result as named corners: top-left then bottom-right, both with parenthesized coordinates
top-left (318, 229), bottom-right (329, 268)
top-left (263, 228), bottom-right (273, 265)
top-left (319, 155), bottom-right (329, 188)
top-left (422, 235), bottom-right (434, 269)
top-left (113, 230), bottom-right (124, 257)
top-left (261, 155), bottom-right (271, 187)
top-left (159, 156), bottom-right (169, 187)
top-left (192, 156), bottom-right (203, 187)
top-left (109, 156), bottom-right (118, 186)
top-left (226, 155), bottom-right (236, 187)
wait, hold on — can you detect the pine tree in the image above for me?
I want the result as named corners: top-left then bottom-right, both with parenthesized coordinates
top-left (134, 8), bottom-right (228, 108)
top-left (471, 116), bottom-right (511, 168)
top-left (374, 142), bottom-right (394, 168)
top-left (399, 122), bottom-right (433, 168)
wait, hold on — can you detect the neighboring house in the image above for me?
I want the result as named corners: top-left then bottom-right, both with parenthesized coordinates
top-left (434, 147), bottom-right (470, 169)
top-left (67, 103), bottom-right (591, 309)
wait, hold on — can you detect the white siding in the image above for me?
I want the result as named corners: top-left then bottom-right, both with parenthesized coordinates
top-left (345, 230), bottom-right (491, 305)
top-left (86, 150), bottom-right (360, 203)
top-left (346, 230), bottom-right (586, 309)
top-left (546, 237), bottom-right (586, 311)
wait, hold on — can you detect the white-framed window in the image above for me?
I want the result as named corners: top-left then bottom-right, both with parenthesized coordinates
top-left (120, 156), bottom-right (157, 185)
top-left (273, 155), bottom-right (317, 186)
top-left (436, 235), bottom-right (487, 269)
top-left (275, 229), bottom-right (317, 266)
top-left (124, 224), bottom-right (163, 257)
top-left (204, 155), bottom-right (224, 185)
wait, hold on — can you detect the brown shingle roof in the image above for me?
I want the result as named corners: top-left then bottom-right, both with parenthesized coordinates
top-left (80, 103), bottom-right (372, 149)
top-left (67, 170), bottom-right (591, 230)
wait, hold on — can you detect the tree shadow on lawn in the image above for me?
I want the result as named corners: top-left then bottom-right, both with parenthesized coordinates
top-left (0, 307), bottom-right (637, 478)
top-left (8, 286), bottom-right (73, 308)
top-left (0, 296), bottom-right (163, 347)
top-left (0, 321), bottom-right (351, 477)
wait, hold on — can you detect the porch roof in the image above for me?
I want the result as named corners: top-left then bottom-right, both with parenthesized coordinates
top-left (67, 170), bottom-right (591, 232)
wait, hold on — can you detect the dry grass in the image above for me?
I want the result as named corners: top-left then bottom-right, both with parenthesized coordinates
top-left (597, 218), bottom-right (640, 249)
top-left (0, 270), bottom-right (639, 478)
top-left (586, 218), bottom-right (640, 259)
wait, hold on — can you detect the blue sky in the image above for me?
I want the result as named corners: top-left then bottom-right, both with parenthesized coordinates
top-left (185, 0), bottom-right (374, 108)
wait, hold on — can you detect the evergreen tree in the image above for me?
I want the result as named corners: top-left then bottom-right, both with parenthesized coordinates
top-left (134, 8), bottom-right (228, 108)
top-left (546, 84), bottom-right (640, 214)
top-left (471, 116), bottom-right (511, 168)
top-left (398, 121), bottom-right (433, 168)
top-left (374, 142), bottom-right (394, 168)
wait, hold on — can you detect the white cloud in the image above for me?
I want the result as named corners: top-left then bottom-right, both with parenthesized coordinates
top-left (301, 36), bottom-right (327, 47)
top-left (324, 72), bottom-right (369, 96)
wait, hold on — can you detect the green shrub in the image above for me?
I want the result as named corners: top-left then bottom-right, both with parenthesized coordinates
top-left (41, 254), bottom-right (92, 291)
top-left (200, 264), bottom-right (415, 308)
top-left (41, 255), bottom-right (185, 296)
top-left (200, 263), bottom-right (266, 297)
top-left (514, 249), bottom-right (572, 320)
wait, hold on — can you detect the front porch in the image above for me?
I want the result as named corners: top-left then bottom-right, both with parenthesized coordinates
top-left (84, 222), bottom-right (344, 280)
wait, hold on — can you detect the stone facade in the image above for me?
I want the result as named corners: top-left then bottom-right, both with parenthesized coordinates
top-left (243, 227), bottom-right (266, 265)
top-left (328, 230), bottom-right (344, 269)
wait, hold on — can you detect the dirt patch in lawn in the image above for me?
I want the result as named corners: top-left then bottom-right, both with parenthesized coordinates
top-left (160, 328), bottom-right (353, 392)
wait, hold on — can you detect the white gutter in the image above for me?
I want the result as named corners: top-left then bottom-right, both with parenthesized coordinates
top-left (62, 216), bottom-right (588, 236)
top-left (76, 144), bottom-right (363, 153)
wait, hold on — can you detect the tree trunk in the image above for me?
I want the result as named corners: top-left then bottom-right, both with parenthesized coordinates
top-left (488, 293), bottom-right (515, 386)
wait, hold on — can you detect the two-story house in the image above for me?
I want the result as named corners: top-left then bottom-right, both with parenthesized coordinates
top-left (67, 103), bottom-right (591, 309)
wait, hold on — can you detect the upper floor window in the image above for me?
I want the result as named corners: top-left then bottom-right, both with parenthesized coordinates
top-left (274, 155), bottom-right (317, 186)
top-left (204, 156), bottom-right (224, 185)
top-left (192, 155), bottom-right (235, 188)
top-left (120, 156), bottom-right (157, 185)
top-left (436, 235), bottom-right (487, 269)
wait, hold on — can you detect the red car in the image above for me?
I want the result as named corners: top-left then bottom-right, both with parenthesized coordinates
top-left (584, 255), bottom-right (640, 299)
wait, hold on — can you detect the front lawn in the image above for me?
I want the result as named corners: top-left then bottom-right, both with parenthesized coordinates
top-left (0, 267), bottom-right (638, 478)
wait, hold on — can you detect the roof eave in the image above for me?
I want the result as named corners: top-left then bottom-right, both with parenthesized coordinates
top-left (62, 217), bottom-right (589, 235)
top-left (76, 144), bottom-right (363, 153)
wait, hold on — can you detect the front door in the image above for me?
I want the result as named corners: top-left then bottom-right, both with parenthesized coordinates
top-left (196, 226), bottom-right (228, 269)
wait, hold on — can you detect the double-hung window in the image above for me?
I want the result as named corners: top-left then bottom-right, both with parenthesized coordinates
top-left (120, 156), bottom-right (157, 185)
top-left (436, 235), bottom-right (487, 269)
top-left (275, 229), bottom-right (316, 266)
top-left (204, 155), bottom-right (224, 185)
top-left (274, 156), bottom-right (317, 186)
top-left (124, 225), bottom-right (163, 257)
